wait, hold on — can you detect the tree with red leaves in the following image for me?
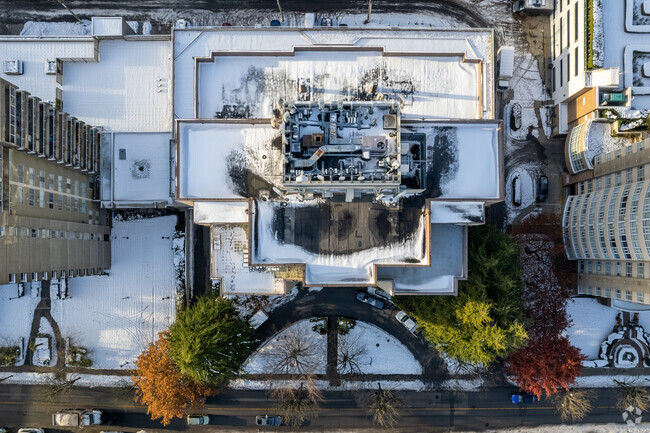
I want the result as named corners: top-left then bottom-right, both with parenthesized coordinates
top-left (507, 335), bottom-right (585, 399)
top-left (507, 213), bottom-right (585, 398)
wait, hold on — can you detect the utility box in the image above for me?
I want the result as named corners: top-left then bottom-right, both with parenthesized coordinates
top-left (91, 17), bottom-right (136, 37)
top-left (4, 60), bottom-right (23, 75)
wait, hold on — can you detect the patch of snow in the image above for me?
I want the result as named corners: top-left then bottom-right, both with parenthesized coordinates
top-left (337, 321), bottom-right (422, 375)
top-left (592, 0), bottom-right (604, 68)
top-left (308, 287), bottom-right (324, 293)
top-left (229, 378), bottom-right (425, 391)
top-left (229, 285), bottom-right (299, 319)
top-left (0, 283), bottom-right (40, 360)
top-left (243, 319), bottom-right (327, 374)
top-left (539, 106), bottom-right (553, 139)
top-left (20, 20), bottom-right (91, 36)
top-left (68, 373), bottom-right (131, 388)
top-left (50, 215), bottom-right (177, 370)
top-left (142, 21), bottom-right (152, 35)
top-left (34, 317), bottom-right (56, 367)
top-left (573, 375), bottom-right (650, 388)
top-left (0, 372), bottom-right (54, 385)
top-left (566, 298), bottom-right (619, 360)
top-left (441, 378), bottom-right (483, 391)
top-left (504, 164), bottom-right (538, 224)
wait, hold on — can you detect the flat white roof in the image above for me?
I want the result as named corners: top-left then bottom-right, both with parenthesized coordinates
top-left (173, 28), bottom-right (493, 120)
top-left (100, 132), bottom-right (172, 207)
top-left (430, 201), bottom-right (484, 224)
top-left (0, 38), bottom-right (95, 102)
top-left (176, 122), bottom-right (281, 200)
top-left (62, 39), bottom-right (172, 131)
top-left (194, 201), bottom-right (249, 224)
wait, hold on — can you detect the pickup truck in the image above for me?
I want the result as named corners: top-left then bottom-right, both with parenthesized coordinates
top-left (53, 409), bottom-right (103, 427)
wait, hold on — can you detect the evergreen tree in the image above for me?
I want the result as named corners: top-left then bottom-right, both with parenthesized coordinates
top-left (395, 224), bottom-right (528, 366)
top-left (167, 296), bottom-right (257, 384)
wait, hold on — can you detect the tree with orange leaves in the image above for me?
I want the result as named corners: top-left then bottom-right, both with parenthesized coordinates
top-left (131, 331), bottom-right (209, 426)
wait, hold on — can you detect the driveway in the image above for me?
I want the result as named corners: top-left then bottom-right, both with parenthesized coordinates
top-left (256, 287), bottom-right (448, 384)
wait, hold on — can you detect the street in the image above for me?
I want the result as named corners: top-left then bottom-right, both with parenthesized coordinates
top-left (0, 383), bottom-right (629, 431)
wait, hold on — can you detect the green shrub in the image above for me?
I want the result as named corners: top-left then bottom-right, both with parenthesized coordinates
top-left (0, 346), bottom-right (20, 366)
top-left (67, 345), bottom-right (92, 367)
top-left (337, 318), bottom-right (356, 335)
top-left (310, 317), bottom-right (328, 335)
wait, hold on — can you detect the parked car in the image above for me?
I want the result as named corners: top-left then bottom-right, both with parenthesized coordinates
top-left (52, 409), bottom-right (103, 427)
top-left (396, 311), bottom-right (417, 333)
top-left (256, 415), bottom-right (282, 426)
top-left (512, 175), bottom-right (521, 206)
top-left (187, 414), bottom-right (210, 425)
top-left (356, 292), bottom-right (385, 310)
top-left (511, 393), bottom-right (538, 404)
top-left (367, 287), bottom-right (391, 302)
top-left (537, 175), bottom-right (548, 202)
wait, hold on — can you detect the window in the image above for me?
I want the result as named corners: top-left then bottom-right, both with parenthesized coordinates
top-left (616, 289), bottom-right (622, 299)
top-left (596, 261), bottom-right (602, 274)
top-left (575, 3), bottom-right (579, 41)
top-left (605, 288), bottom-right (611, 298)
top-left (553, 23), bottom-right (556, 59)
top-left (578, 260), bottom-right (585, 273)
top-left (552, 67), bottom-right (557, 92)
top-left (616, 262), bottom-right (622, 276)
top-left (41, 229), bottom-right (49, 239)
top-left (28, 188), bottom-right (34, 206)
top-left (559, 18), bottom-right (563, 51)
top-left (574, 46), bottom-right (579, 76)
top-left (39, 170), bottom-right (45, 188)
top-left (31, 228), bottom-right (39, 238)
top-left (51, 230), bottom-right (57, 239)
top-left (49, 174), bottom-right (54, 190)
top-left (615, 172), bottom-right (622, 186)
top-left (48, 193), bottom-right (54, 209)
top-left (638, 292), bottom-right (645, 303)
top-left (587, 261), bottom-right (593, 274)
top-left (626, 262), bottom-right (633, 277)
top-left (578, 286), bottom-right (585, 295)
top-left (39, 190), bottom-right (45, 208)
top-left (17, 164), bottom-right (24, 183)
top-left (626, 168), bottom-right (633, 183)
top-left (626, 290), bottom-right (633, 301)
top-left (639, 263), bottom-right (645, 278)
top-left (28, 168), bottom-right (34, 185)
top-left (17, 186), bottom-right (24, 204)
top-left (638, 165), bottom-right (645, 182)
top-left (596, 287), bottom-right (602, 297)
top-left (567, 10), bottom-right (570, 46)
top-left (587, 286), bottom-right (593, 295)
top-left (560, 59), bottom-right (564, 87)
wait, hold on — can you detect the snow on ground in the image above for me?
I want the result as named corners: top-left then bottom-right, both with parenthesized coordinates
top-left (229, 378), bottom-right (426, 391)
top-left (33, 317), bottom-right (56, 367)
top-left (20, 20), bottom-right (91, 36)
top-left (50, 215), bottom-right (177, 370)
top-left (230, 286), bottom-right (299, 319)
top-left (68, 374), bottom-right (131, 388)
top-left (0, 372), bottom-right (54, 385)
top-left (504, 163), bottom-right (539, 224)
top-left (461, 424), bottom-right (650, 433)
top-left (566, 298), bottom-right (619, 360)
top-left (338, 321), bottom-right (422, 375)
top-left (0, 283), bottom-right (39, 360)
top-left (243, 319), bottom-right (327, 374)
top-left (574, 375), bottom-right (650, 388)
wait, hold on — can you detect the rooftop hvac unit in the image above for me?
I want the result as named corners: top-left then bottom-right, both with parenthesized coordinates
top-left (4, 59), bottom-right (23, 75)
top-left (44, 60), bottom-right (57, 75)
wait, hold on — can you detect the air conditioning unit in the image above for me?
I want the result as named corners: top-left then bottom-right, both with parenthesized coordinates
top-left (45, 60), bottom-right (57, 75)
top-left (4, 59), bottom-right (23, 75)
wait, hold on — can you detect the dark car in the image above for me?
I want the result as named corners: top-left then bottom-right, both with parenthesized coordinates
top-left (511, 393), bottom-right (538, 404)
top-left (356, 292), bottom-right (385, 309)
top-left (512, 175), bottom-right (521, 206)
top-left (537, 175), bottom-right (548, 202)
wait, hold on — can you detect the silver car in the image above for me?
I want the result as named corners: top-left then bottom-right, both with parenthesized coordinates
top-left (187, 414), bottom-right (209, 425)
top-left (256, 415), bottom-right (281, 426)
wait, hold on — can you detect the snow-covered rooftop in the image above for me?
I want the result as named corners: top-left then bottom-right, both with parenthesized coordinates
top-left (62, 39), bottom-right (172, 131)
top-left (173, 27), bottom-right (494, 120)
top-left (0, 37), bottom-right (95, 102)
top-left (100, 132), bottom-right (172, 208)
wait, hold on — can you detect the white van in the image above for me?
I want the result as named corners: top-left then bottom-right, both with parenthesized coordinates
top-left (497, 46), bottom-right (515, 91)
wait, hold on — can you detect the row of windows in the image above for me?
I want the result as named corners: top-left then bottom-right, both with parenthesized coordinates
top-left (578, 260), bottom-right (646, 278)
top-left (0, 225), bottom-right (106, 241)
top-left (577, 166), bottom-right (646, 195)
top-left (16, 186), bottom-right (89, 215)
top-left (8, 268), bottom-right (104, 284)
top-left (578, 285), bottom-right (649, 304)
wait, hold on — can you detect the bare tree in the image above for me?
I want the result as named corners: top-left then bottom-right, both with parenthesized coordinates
top-left (364, 0), bottom-right (372, 24)
top-left (265, 329), bottom-right (320, 375)
top-left (276, 0), bottom-right (284, 22)
top-left (45, 373), bottom-right (81, 402)
top-left (367, 383), bottom-right (401, 428)
top-left (337, 334), bottom-right (369, 375)
top-left (549, 389), bottom-right (595, 422)
top-left (270, 376), bottom-right (322, 427)
top-left (614, 380), bottom-right (650, 412)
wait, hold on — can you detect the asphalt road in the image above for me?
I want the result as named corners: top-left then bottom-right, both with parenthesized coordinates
top-left (0, 0), bottom-right (490, 28)
top-left (0, 383), bottom-right (631, 432)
